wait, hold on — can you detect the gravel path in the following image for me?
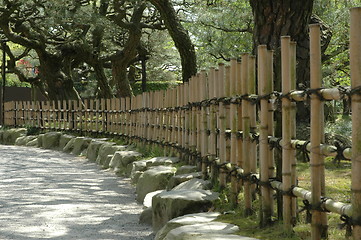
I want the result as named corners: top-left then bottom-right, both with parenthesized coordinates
top-left (0, 145), bottom-right (153, 240)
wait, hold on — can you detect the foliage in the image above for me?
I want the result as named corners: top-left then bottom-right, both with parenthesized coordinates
top-left (131, 80), bottom-right (180, 95)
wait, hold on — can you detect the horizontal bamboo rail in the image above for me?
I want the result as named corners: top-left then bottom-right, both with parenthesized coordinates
top-left (3, 7), bottom-right (361, 239)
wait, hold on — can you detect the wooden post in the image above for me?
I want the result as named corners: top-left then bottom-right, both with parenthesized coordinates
top-left (241, 53), bottom-right (252, 216)
top-left (258, 45), bottom-right (272, 226)
top-left (281, 36), bottom-right (295, 232)
top-left (236, 62), bottom-right (243, 169)
top-left (310, 24), bottom-right (327, 239)
top-left (350, 7), bottom-right (361, 239)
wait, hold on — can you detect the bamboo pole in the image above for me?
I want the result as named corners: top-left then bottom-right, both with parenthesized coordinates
top-left (200, 70), bottom-right (208, 178)
top-left (281, 36), bottom-right (294, 231)
top-left (310, 24), bottom-right (327, 239)
top-left (236, 62), bottom-right (243, 169)
top-left (225, 65), bottom-right (231, 170)
top-left (350, 7), bottom-right (361, 239)
top-left (258, 45), bottom-right (273, 226)
top-left (270, 181), bottom-right (353, 217)
top-left (229, 58), bottom-right (239, 206)
top-left (248, 56), bottom-right (257, 191)
top-left (241, 53), bottom-right (252, 216)
top-left (208, 68), bottom-right (217, 164)
top-left (218, 63), bottom-right (227, 188)
top-left (266, 49), bottom-right (276, 215)
top-left (290, 41), bottom-right (298, 222)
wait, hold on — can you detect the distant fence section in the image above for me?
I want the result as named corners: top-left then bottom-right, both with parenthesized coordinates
top-left (0, 86), bottom-right (46, 125)
top-left (4, 7), bottom-right (361, 240)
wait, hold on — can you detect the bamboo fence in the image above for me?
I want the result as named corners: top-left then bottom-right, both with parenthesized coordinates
top-left (3, 8), bottom-right (361, 240)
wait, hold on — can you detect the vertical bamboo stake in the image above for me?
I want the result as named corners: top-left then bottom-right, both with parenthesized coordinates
top-left (258, 45), bottom-right (272, 226)
top-left (281, 36), bottom-right (294, 232)
top-left (350, 7), bottom-right (361, 239)
top-left (208, 68), bottom-right (217, 172)
top-left (241, 54), bottom-right (252, 216)
top-left (89, 99), bottom-right (94, 132)
top-left (310, 24), bottom-right (327, 239)
top-left (95, 99), bottom-right (100, 132)
top-left (236, 61), bottom-right (243, 169)
top-left (290, 41), bottom-right (298, 221)
top-left (248, 56), bottom-right (257, 185)
top-left (267, 49), bottom-right (275, 216)
top-left (218, 63), bottom-right (227, 188)
top-left (230, 58), bottom-right (238, 206)
top-left (52, 100), bottom-right (56, 129)
top-left (199, 70), bottom-right (208, 177)
top-left (225, 65), bottom-right (231, 170)
top-left (196, 75), bottom-right (202, 162)
top-left (115, 98), bottom-right (121, 134)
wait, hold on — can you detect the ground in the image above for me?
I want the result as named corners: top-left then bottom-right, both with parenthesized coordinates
top-left (0, 145), bottom-right (153, 240)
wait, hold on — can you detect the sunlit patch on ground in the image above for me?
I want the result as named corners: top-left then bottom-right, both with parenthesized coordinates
top-left (0, 145), bottom-right (153, 240)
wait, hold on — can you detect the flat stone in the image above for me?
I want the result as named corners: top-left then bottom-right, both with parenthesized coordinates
top-left (175, 165), bottom-right (198, 175)
top-left (152, 189), bottom-right (219, 231)
top-left (155, 212), bottom-right (221, 240)
top-left (164, 222), bottom-right (239, 240)
top-left (136, 166), bottom-right (176, 203)
top-left (130, 157), bottom-right (180, 183)
top-left (172, 178), bottom-right (211, 191)
top-left (167, 172), bottom-right (202, 190)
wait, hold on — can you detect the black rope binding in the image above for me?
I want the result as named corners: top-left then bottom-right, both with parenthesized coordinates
top-left (296, 140), bottom-right (310, 162)
top-left (333, 141), bottom-right (351, 164)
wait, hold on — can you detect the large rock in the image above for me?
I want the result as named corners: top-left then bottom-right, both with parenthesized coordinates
top-left (139, 207), bottom-right (153, 225)
top-left (136, 166), bottom-right (176, 203)
top-left (175, 165), bottom-right (198, 175)
top-left (109, 150), bottom-right (142, 176)
top-left (152, 189), bottom-right (219, 231)
top-left (15, 135), bottom-right (37, 146)
top-left (59, 134), bottom-right (74, 150)
top-left (172, 178), bottom-right (211, 191)
top-left (130, 157), bottom-right (180, 184)
top-left (72, 137), bottom-right (91, 155)
top-left (96, 143), bottom-right (127, 168)
top-left (63, 137), bottom-right (91, 155)
top-left (42, 132), bottom-right (61, 149)
top-left (2, 128), bottom-right (27, 144)
top-left (167, 172), bottom-right (203, 190)
top-left (86, 140), bottom-right (107, 162)
top-left (37, 134), bottom-right (45, 147)
top-left (26, 138), bottom-right (39, 147)
top-left (164, 222), bottom-right (240, 240)
top-left (144, 190), bottom-right (165, 208)
top-left (154, 212), bottom-right (220, 240)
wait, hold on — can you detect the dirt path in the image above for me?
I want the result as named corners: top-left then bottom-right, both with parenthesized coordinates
top-left (0, 145), bottom-right (153, 240)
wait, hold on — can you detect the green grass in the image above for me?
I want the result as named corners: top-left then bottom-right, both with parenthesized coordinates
top-left (215, 157), bottom-right (352, 239)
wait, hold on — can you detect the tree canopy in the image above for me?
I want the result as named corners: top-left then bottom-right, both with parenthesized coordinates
top-left (0, 0), bottom-right (359, 101)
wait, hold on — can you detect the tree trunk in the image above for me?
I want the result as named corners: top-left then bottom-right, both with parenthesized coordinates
top-left (250, 0), bottom-right (314, 91)
top-left (37, 51), bottom-right (81, 101)
top-left (150, 0), bottom-right (197, 82)
top-left (111, 3), bottom-right (146, 98)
